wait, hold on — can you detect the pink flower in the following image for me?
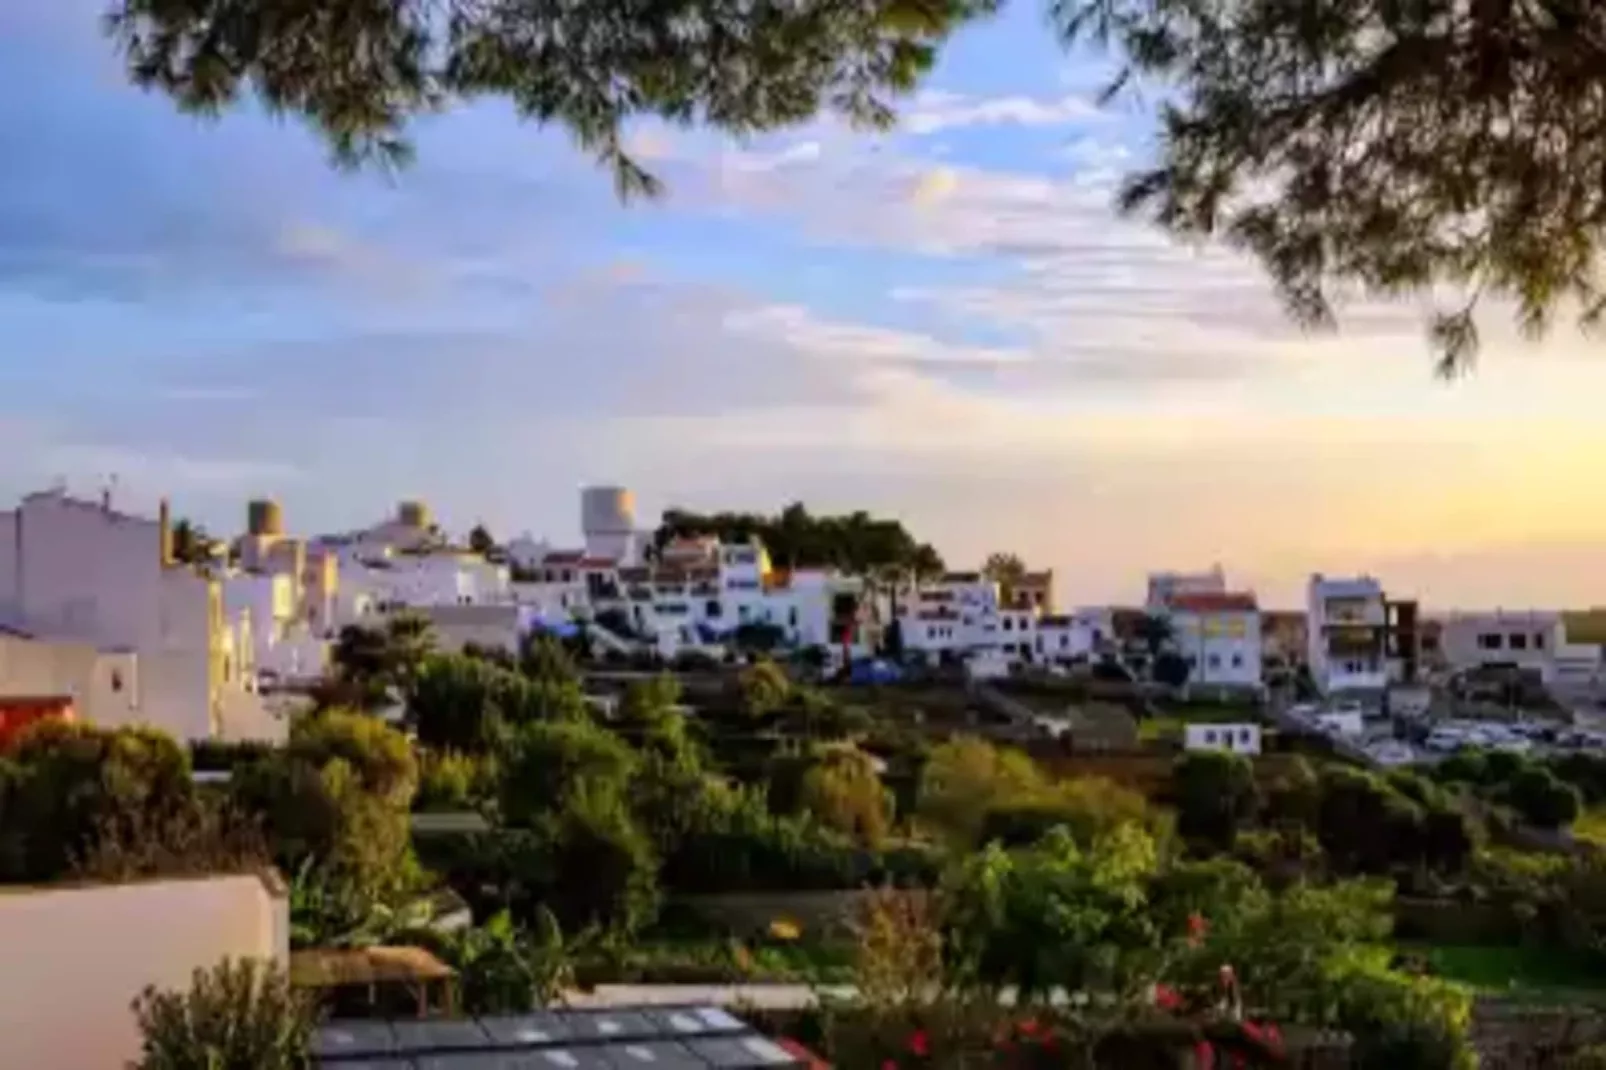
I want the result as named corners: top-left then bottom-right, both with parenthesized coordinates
top-left (1187, 912), bottom-right (1210, 946)
top-left (907, 1030), bottom-right (929, 1058)
top-left (1194, 1039), bottom-right (1216, 1070)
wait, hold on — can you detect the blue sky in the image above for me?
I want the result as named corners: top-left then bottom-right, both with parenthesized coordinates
top-left (5, 1), bottom-right (1606, 609)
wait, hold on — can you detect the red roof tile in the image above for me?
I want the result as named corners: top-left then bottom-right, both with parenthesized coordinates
top-left (1169, 591), bottom-right (1258, 613)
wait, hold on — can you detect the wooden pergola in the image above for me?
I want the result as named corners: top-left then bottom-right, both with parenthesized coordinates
top-left (290, 946), bottom-right (457, 1019)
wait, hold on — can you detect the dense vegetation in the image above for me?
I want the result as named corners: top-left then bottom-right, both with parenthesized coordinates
top-left (656, 502), bottom-right (944, 576)
top-left (12, 615), bottom-right (1606, 1066)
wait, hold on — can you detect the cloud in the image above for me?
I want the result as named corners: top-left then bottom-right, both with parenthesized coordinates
top-left (900, 90), bottom-right (1108, 135)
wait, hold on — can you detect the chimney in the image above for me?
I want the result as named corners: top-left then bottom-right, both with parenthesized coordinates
top-left (158, 498), bottom-right (173, 567)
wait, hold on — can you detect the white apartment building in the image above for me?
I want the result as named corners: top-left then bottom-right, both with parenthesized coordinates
top-left (0, 490), bottom-right (282, 742)
top-left (1307, 574), bottom-right (1390, 695)
top-left (1165, 591), bottom-right (1263, 688)
top-left (897, 572), bottom-right (1005, 662)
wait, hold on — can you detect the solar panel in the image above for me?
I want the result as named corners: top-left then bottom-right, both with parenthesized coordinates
top-left (314, 1005), bottom-right (808, 1070)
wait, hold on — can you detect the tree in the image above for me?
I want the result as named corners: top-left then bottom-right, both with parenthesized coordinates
top-left (410, 651), bottom-right (587, 752)
top-left (1134, 613), bottom-right (1174, 657)
top-left (798, 747), bottom-right (893, 848)
top-left (327, 612), bottom-right (436, 710)
top-left (1057, 0), bottom-right (1606, 374)
top-left (917, 736), bottom-right (1048, 844)
top-left (943, 824), bottom-right (1163, 1003)
top-left (982, 552), bottom-right (1028, 599)
top-left (468, 524), bottom-right (496, 556)
top-left (657, 503), bottom-right (944, 577)
top-left (1151, 650), bottom-right (1192, 690)
top-left (499, 720), bottom-right (639, 827)
top-left (169, 517), bottom-right (217, 566)
top-left (1171, 751), bottom-right (1260, 850)
top-left (737, 659), bottom-right (792, 718)
top-left (106, 0), bottom-right (998, 193)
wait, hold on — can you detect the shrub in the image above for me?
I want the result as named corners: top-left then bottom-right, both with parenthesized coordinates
top-left (288, 710), bottom-right (417, 806)
top-left (798, 747), bottom-right (892, 848)
top-left (414, 750), bottom-right (495, 813)
top-left (129, 957), bottom-right (315, 1070)
top-left (1170, 750), bottom-right (1259, 850)
top-left (499, 719), bottom-right (638, 827)
top-left (0, 721), bottom-right (195, 882)
top-left (1502, 766), bottom-right (1581, 829)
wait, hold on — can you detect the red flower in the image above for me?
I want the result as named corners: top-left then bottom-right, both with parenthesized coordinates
top-left (1187, 912), bottom-right (1210, 946)
top-left (907, 1030), bottom-right (930, 1057)
top-left (1194, 1039), bottom-right (1215, 1070)
top-left (1154, 983), bottom-right (1185, 1011)
top-left (882, 1061), bottom-right (898, 1070)
top-left (1017, 1018), bottom-right (1039, 1036)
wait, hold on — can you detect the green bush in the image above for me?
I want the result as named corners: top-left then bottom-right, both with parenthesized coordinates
top-left (0, 721), bottom-right (195, 882)
top-left (499, 719), bottom-right (638, 827)
top-left (414, 750), bottom-right (495, 813)
top-left (1501, 766), bottom-right (1581, 829)
top-left (129, 957), bottom-right (314, 1070)
top-left (1170, 750), bottom-right (1259, 850)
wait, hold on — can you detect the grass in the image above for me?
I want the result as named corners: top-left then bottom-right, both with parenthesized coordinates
top-left (1400, 942), bottom-right (1606, 1003)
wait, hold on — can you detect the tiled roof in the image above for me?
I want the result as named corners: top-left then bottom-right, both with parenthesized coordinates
top-left (1168, 591), bottom-right (1258, 613)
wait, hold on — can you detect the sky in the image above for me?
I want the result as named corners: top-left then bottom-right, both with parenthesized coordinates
top-left (3, 3), bottom-right (1606, 610)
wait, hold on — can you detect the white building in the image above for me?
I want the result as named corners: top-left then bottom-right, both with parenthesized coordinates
top-left (0, 490), bottom-right (281, 742)
top-left (1440, 610), bottom-right (1565, 684)
top-left (1165, 591), bottom-right (1263, 688)
top-left (1035, 609), bottom-right (1108, 664)
top-left (1184, 722), bottom-right (1262, 755)
top-left (1307, 574), bottom-right (1391, 695)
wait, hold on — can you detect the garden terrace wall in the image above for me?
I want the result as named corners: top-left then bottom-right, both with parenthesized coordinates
top-left (0, 869), bottom-right (289, 1069)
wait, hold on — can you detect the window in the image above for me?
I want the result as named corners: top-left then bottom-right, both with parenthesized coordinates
top-left (1508, 632), bottom-right (1528, 651)
top-left (1203, 730), bottom-right (1217, 745)
top-left (1477, 632), bottom-right (1502, 650)
top-left (789, 607), bottom-right (798, 627)
top-left (1231, 653), bottom-right (1243, 667)
top-left (706, 600), bottom-right (721, 618)
top-left (1003, 618), bottom-right (1013, 631)
top-left (1207, 654), bottom-right (1221, 668)
top-left (1239, 729), bottom-right (1252, 744)
top-left (1534, 632), bottom-right (1547, 650)
top-left (110, 669), bottom-right (123, 693)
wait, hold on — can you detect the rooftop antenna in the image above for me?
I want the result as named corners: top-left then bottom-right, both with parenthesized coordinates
top-left (102, 473), bottom-right (119, 512)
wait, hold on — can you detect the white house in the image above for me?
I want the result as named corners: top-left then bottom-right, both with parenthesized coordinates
top-left (1165, 591), bottom-right (1263, 688)
top-left (1184, 722), bottom-right (1262, 755)
top-left (1034, 610), bottom-right (1106, 664)
top-left (0, 490), bottom-right (281, 742)
top-left (1440, 610), bottom-right (1565, 684)
top-left (1307, 574), bottom-right (1390, 695)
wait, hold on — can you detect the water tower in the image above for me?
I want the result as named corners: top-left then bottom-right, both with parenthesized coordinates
top-left (580, 486), bottom-right (636, 561)
top-left (247, 498), bottom-right (285, 537)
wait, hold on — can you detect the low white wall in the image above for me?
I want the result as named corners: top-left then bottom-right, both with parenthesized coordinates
top-left (0, 871), bottom-right (288, 1068)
